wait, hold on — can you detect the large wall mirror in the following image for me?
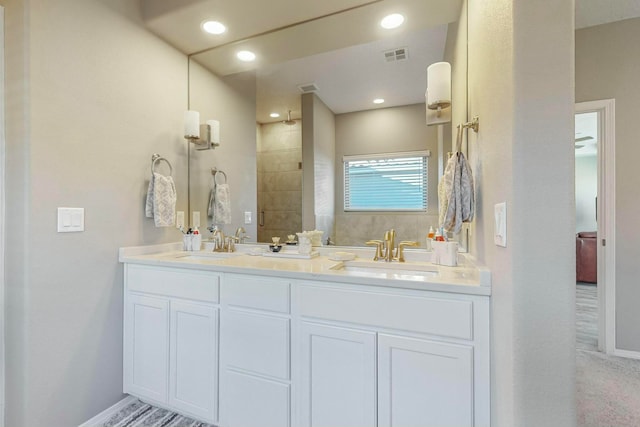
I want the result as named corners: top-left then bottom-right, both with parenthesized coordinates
top-left (185, 0), bottom-right (468, 249)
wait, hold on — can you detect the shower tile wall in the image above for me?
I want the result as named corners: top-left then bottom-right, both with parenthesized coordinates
top-left (257, 121), bottom-right (302, 242)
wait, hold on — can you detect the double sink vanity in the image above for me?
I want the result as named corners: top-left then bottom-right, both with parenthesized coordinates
top-left (119, 242), bottom-right (491, 427)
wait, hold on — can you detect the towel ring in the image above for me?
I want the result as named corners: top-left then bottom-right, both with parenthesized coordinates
top-left (212, 168), bottom-right (227, 185)
top-left (151, 154), bottom-right (173, 176)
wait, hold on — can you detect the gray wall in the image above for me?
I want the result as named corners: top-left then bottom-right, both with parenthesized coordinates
top-left (467, 0), bottom-right (575, 425)
top-left (334, 103), bottom-right (438, 247)
top-left (5, 0), bottom-right (190, 425)
top-left (188, 65), bottom-right (257, 238)
top-left (575, 155), bottom-right (597, 233)
top-left (576, 17), bottom-right (640, 352)
top-left (301, 93), bottom-right (336, 241)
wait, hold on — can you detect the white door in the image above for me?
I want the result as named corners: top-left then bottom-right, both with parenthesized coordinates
top-left (169, 301), bottom-right (218, 422)
top-left (124, 294), bottom-right (169, 403)
top-left (298, 322), bottom-right (376, 427)
top-left (378, 334), bottom-right (474, 427)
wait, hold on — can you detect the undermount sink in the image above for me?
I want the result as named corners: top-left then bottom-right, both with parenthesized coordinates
top-left (175, 251), bottom-right (241, 261)
top-left (331, 260), bottom-right (439, 279)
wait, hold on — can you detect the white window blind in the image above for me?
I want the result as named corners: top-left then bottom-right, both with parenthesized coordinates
top-left (343, 151), bottom-right (430, 212)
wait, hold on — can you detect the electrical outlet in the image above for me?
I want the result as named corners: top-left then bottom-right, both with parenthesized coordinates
top-left (244, 211), bottom-right (252, 224)
top-left (176, 211), bottom-right (185, 229)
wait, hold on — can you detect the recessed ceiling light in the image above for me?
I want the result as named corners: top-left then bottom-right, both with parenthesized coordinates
top-left (373, 98), bottom-right (385, 104)
top-left (237, 50), bottom-right (256, 62)
top-left (380, 13), bottom-right (405, 29)
top-left (270, 113), bottom-right (280, 118)
top-left (202, 20), bottom-right (226, 35)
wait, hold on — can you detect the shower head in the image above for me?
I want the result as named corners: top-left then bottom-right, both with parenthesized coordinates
top-left (283, 110), bottom-right (296, 126)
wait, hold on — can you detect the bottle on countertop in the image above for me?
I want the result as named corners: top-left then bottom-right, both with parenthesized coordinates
top-left (426, 226), bottom-right (435, 251)
top-left (192, 227), bottom-right (202, 251)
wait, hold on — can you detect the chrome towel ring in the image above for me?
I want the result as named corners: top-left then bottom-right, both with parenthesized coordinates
top-left (211, 168), bottom-right (227, 185)
top-left (151, 154), bottom-right (173, 176)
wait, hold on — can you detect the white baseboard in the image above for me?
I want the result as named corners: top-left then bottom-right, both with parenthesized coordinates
top-left (78, 395), bottom-right (137, 427)
top-left (613, 348), bottom-right (640, 360)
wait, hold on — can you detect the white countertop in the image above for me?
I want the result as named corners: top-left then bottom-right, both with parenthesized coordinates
top-left (119, 242), bottom-right (491, 296)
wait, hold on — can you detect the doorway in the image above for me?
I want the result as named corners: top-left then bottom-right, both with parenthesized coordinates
top-left (575, 99), bottom-right (615, 355)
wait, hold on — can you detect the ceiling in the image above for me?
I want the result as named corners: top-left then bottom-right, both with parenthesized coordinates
top-left (142, 0), bottom-right (640, 124)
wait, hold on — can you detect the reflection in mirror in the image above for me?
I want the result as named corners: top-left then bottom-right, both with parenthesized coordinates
top-left (188, 0), bottom-right (468, 250)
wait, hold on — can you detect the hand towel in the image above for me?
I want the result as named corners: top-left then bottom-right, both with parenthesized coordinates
top-left (207, 175), bottom-right (216, 217)
top-left (438, 152), bottom-right (474, 234)
top-left (213, 183), bottom-right (231, 224)
top-left (145, 172), bottom-right (176, 227)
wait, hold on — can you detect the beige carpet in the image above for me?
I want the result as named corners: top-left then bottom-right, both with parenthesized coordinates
top-left (576, 284), bottom-right (640, 427)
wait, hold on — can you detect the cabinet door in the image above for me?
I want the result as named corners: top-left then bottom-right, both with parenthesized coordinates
top-left (298, 322), bottom-right (376, 427)
top-left (378, 334), bottom-right (474, 427)
top-left (124, 293), bottom-right (169, 403)
top-left (169, 301), bottom-right (218, 423)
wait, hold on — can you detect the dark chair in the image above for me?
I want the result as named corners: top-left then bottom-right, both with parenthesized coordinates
top-left (576, 231), bottom-right (597, 283)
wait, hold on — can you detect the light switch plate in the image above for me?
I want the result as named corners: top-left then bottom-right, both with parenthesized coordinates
top-left (494, 202), bottom-right (507, 247)
top-left (244, 211), bottom-right (252, 224)
top-left (57, 207), bottom-right (84, 232)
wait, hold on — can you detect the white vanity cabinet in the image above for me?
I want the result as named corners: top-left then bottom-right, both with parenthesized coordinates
top-left (219, 273), bottom-right (292, 427)
top-left (295, 283), bottom-right (490, 427)
top-left (123, 264), bottom-right (220, 423)
top-left (121, 257), bottom-right (490, 427)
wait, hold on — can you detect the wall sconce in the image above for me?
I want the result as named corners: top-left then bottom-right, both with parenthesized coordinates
top-left (426, 62), bottom-right (451, 126)
top-left (184, 110), bottom-right (220, 150)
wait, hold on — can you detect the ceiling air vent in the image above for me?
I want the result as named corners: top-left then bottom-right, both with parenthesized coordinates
top-left (384, 47), bottom-right (409, 62)
top-left (298, 83), bottom-right (319, 93)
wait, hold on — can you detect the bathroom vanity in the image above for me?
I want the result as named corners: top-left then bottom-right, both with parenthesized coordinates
top-left (120, 243), bottom-right (491, 427)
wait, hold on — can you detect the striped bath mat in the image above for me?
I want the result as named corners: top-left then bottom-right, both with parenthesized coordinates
top-left (102, 399), bottom-right (215, 427)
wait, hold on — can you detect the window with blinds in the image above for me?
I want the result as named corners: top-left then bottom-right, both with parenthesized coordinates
top-left (343, 151), bottom-right (429, 211)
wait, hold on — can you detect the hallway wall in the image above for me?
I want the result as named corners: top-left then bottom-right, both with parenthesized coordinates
top-left (576, 17), bottom-right (640, 353)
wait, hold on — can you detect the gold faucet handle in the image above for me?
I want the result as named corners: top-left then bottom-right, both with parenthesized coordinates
top-left (397, 241), bottom-right (419, 262)
top-left (365, 240), bottom-right (384, 261)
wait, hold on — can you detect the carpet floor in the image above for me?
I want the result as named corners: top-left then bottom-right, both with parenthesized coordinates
top-left (576, 283), bottom-right (640, 427)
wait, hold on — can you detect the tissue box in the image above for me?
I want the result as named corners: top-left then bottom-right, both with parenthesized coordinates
top-left (431, 241), bottom-right (458, 266)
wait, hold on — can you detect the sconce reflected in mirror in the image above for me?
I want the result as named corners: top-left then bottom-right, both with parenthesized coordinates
top-left (426, 61), bottom-right (451, 126)
top-left (184, 110), bottom-right (221, 150)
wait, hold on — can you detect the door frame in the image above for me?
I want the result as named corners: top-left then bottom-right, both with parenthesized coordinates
top-left (575, 99), bottom-right (616, 355)
top-left (0, 5), bottom-right (6, 424)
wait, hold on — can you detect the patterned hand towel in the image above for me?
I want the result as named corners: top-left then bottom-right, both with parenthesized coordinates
top-left (145, 172), bottom-right (176, 227)
top-left (438, 152), bottom-right (474, 234)
top-left (213, 183), bottom-right (231, 224)
top-left (207, 175), bottom-right (216, 218)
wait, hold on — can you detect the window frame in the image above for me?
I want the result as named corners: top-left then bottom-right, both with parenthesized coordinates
top-left (343, 150), bottom-right (430, 212)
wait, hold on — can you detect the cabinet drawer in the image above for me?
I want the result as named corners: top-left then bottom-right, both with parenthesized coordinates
top-left (222, 274), bottom-right (290, 313)
top-left (299, 286), bottom-right (473, 340)
top-left (222, 310), bottom-right (290, 379)
top-left (127, 264), bottom-right (219, 303)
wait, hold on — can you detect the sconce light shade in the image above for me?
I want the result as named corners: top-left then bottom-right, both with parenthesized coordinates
top-left (426, 62), bottom-right (452, 126)
top-left (184, 110), bottom-right (200, 139)
top-left (427, 62), bottom-right (451, 109)
top-left (184, 111), bottom-right (220, 150)
top-left (207, 119), bottom-right (220, 145)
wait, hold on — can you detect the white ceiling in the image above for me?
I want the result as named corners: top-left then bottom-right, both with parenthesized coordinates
top-left (142, 0), bottom-right (640, 124)
top-left (575, 0), bottom-right (640, 29)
